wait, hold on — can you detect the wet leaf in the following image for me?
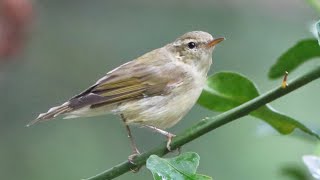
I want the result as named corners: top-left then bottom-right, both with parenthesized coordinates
top-left (198, 72), bottom-right (319, 139)
top-left (316, 20), bottom-right (320, 45)
top-left (303, 155), bottom-right (320, 179)
top-left (146, 152), bottom-right (211, 180)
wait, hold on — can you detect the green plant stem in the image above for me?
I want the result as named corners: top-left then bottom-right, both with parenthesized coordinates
top-left (85, 66), bottom-right (320, 180)
top-left (306, 0), bottom-right (320, 13)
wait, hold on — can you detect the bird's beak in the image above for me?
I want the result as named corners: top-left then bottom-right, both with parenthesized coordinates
top-left (206, 37), bottom-right (225, 48)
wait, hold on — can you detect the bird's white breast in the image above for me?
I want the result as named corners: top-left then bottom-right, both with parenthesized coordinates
top-left (120, 62), bottom-right (206, 129)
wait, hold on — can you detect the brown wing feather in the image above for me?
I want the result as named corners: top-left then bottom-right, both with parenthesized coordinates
top-left (67, 59), bottom-right (175, 111)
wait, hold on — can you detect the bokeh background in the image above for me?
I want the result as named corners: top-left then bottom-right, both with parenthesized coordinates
top-left (1, 0), bottom-right (320, 179)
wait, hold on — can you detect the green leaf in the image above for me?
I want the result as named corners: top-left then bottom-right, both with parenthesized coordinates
top-left (268, 39), bottom-right (320, 79)
top-left (198, 72), bottom-right (319, 139)
top-left (146, 152), bottom-right (212, 180)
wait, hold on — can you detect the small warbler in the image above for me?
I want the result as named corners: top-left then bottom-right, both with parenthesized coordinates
top-left (29, 31), bottom-right (224, 162)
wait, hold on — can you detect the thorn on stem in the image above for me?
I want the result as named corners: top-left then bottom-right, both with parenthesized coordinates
top-left (282, 71), bottom-right (288, 89)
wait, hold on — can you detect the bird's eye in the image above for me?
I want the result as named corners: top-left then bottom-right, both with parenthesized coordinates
top-left (187, 42), bottom-right (196, 49)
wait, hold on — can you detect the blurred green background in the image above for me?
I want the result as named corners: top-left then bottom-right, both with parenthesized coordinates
top-left (1, 0), bottom-right (320, 179)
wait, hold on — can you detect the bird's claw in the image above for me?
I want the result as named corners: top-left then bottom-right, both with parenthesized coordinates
top-left (128, 150), bottom-right (140, 164)
top-left (166, 133), bottom-right (176, 151)
top-left (128, 151), bottom-right (141, 172)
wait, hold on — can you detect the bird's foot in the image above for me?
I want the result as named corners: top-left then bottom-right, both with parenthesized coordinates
top-left (128, 150), bottom-right (141, 172)
top-left (166, 133), bottom-right (176, 152)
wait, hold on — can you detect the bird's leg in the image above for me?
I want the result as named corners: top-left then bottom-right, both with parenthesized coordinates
top-left (120, 114), bottom-right (140, 164)
top-left (144, 125), bottom-right (176, 151)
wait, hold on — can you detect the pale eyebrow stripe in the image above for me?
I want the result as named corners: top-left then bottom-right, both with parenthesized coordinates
top-left (181, 39), bottom-right (207, 45)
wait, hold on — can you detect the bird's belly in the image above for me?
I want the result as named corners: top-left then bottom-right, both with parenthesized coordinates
top-left (119, 86), bottom-right (203, 129)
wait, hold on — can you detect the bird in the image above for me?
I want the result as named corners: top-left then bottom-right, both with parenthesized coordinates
top-left (28, 31), bottom-right (225, 162)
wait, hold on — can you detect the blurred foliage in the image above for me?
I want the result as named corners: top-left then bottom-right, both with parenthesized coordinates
top-left (1, 1), bottom-right (320, 180)
top-left (280, 164), bottom-right (310, 180)
top-left (0, 0), bottom-right (33, 58)
top-left (305, 0), bottom-right (320, 13)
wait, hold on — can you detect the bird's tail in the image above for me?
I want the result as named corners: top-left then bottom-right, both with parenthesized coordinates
top-left (27, 102), bottom-right (72, 127)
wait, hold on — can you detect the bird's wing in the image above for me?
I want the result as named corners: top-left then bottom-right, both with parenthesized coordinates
top-left (69, 60), bottom-right (178, 109)
top-left (30, 56), bottom-right (184, 125)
